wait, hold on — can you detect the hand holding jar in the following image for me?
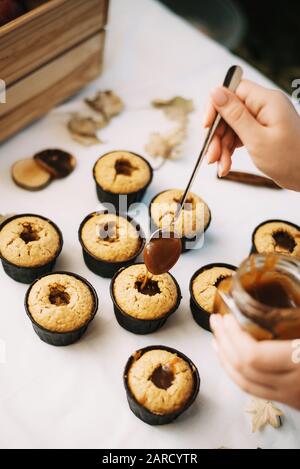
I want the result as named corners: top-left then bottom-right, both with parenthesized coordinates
top-left (211, 314), bottom-right (300, 410)
top-left (210, 253), bottom-right (300, 410)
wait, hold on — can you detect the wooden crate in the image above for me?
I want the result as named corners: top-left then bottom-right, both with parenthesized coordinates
top-left (0, 0), bottom-right (109, 142)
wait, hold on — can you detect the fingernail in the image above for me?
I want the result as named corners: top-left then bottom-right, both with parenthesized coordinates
top-left (218, 162), bottom-right (225, 178)
top-left (211, 87), bottom-right (228, 107)
top-left (207, 151), bottom-right (213, 164)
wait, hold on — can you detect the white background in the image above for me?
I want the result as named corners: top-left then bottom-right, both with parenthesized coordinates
top-left (0, 0), bottom-right (299, 449)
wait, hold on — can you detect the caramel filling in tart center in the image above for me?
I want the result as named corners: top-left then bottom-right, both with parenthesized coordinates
top-left (135, 278), bottom-right (161, 296)
top-left (98, 222), bottom-right (119, 243)
top-left (273, 230), bottom-right (296, 253)
top-left (20, 223), bottom-right (40, 244)
top-left (49, 285), bottom-right (70, 306)
top-left (150, 365), bottom-right (174, 390)
top-left (214, 275), bottom-right (230, 288)
top-left (115, 159), bottom-right (137, 177)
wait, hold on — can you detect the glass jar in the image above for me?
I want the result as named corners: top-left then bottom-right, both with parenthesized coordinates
top-left (216, 254), bottom-right (300, 340)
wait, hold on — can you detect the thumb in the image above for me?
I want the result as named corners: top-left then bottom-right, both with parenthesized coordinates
top-left (210, 86), bottom-right (261, 144)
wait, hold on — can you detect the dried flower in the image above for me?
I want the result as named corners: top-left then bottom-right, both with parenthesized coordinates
top-left (245, 398), bottom-right (283, 432)
top-left (85, 91), bottom-right (124, 119)
top-left (68, 114), bottom-right (106, 146)
top-left (152, 96), bottom-right (194, 122)
top-left (145, 123), bottom-right (187, 160)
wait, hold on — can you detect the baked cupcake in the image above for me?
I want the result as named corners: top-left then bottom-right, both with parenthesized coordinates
top-left (124, 345), bottom-right (200, 425)
top-left (93, 151), bottom-right (153, 212)
top-left (251, 220), bottom-right (300, 259)
top-left (0, 214), bottom-right (63, 284)
top-left (79, 211), bottom-right (145, 278)
top-left (150, 189), bottom-right (211, 252)
top-left (25, 272), bottom-right (98, 346)
top-left (111, 264), bottom-right (181, 334)
top-left (190, 263), bottom-right (237, 332)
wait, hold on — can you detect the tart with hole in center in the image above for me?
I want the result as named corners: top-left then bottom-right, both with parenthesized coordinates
top-left (79, 211), bottom-right (145, 278)
top-left (124, 346), bottom-right (200, 425)
top-left (150, 189), bottom-right (211, 252)
top-left (93, 151), bottom-right (153, 211)
top-left (0, 214), bottom-right (63, 284)
top-left (251, 220), bottom-right (300, 259)
top-left (190, 263), bottom-right (237, 332)
top-left (111, 263), bottom-right (181, 334)
top-left (25, 272), bottom-right (98, 346)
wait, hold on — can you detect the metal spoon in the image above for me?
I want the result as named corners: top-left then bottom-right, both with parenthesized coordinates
top-left (176, 64), bottom-right (243, 217)
top-left (144, 65), bottom-right (244, 274)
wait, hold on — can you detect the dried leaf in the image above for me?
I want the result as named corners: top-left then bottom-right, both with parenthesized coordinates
top-left (245, 398), bottom-right (283, 432)
top-left (145, 124), bottom-right (187, 160)
top-left (85, 91), bottom-right (124, 119)
top-left (152, 96), bottom-right (194, 122)
top-left (68, 114), bottom-right (105, 146)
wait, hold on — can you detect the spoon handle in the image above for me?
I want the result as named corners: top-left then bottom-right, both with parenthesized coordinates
top-left (176, 65), bottom-right (244, 217)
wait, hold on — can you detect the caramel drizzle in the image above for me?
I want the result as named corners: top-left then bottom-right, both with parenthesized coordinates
top-left (140, 270), bottom-right (152, 291)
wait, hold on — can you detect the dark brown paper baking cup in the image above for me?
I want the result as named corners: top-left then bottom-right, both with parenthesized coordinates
top-left (110, 264), bottom-right (182, 334)
top-left (25, 271), bottom-right (99, 346)
top-left (78, 211), bottom-right (146, 279)
top-left (149, 190), bottom-right (211, 253)
top-left (93, 151), bottom-right (153, 213)
top-left (250, 219), bottom-right (300, 255)
top-left (0, 214), bottom-right (63, 284)
top-left (124, 345), bottom-right (200, 425)
top-left (190, 263), bottom-right (237, 332)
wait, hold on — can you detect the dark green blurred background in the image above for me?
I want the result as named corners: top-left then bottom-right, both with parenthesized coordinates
top-left (159, 0), bottom-right (299, 93)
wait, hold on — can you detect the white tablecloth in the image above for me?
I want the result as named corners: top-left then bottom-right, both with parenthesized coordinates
top-left (0, 0), bottom-right (299, 450)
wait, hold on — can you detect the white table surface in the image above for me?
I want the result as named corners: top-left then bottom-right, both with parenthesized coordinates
top-left (0, 0), bottom-right (299, 450)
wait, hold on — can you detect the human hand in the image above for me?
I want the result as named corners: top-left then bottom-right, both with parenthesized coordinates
top-left (204, 79), bottom-right (300, 191)
top-left (210, 314), bottom-right (300, 410)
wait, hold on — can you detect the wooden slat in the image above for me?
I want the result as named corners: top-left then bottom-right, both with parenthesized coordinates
top-left (0, 31), bottom-right (104, 142)
top-left (0, 0), bottom-right (109, 85)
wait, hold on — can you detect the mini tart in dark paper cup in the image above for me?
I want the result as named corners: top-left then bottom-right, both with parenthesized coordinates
top-left (78, 211), bottom-right (145, 279)
top-left (124, 345), bottom-right (200, 425)
top-left (250, 219), bottom-right (300, 257)
top-left (190, 263), bottom-right (237, 332)
top-left (0, 214), bottom-right (63, 284)
top-left (149, 190), bottom-right (212, 253)
top-left (25, 271), bottom-right (99, 346)
top-left (93, 151), bottom-right (153, 212)
top-left (110, 264), bottom-right (182, 334)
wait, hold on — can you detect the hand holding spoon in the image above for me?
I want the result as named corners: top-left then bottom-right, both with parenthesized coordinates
top-left (144, 65), bottom-right (244, 275)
